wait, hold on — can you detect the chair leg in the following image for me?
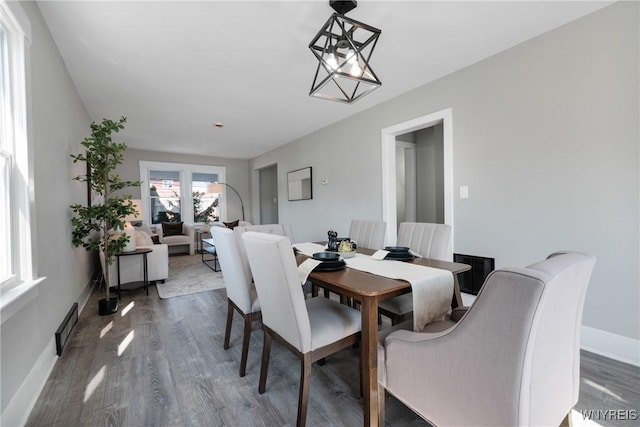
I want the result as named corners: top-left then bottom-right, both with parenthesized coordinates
top-left (239, 312), bottom-right (252, 377)
top-left (223, 299), bottom-right (234, 350)
top-left (258, 327), bottom-right (272, 394)
top-left (560, 411), bottom-right (573, 427)
top-left (378, 384), bottom-right (386, 425)
top-left (297, 353), bottom-right (312, 427)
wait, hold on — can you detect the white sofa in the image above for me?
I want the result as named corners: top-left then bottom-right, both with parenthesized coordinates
top-left (100, 243), bottom-right (169, 288)
top-left (151, 222), bottom-right (195, 255)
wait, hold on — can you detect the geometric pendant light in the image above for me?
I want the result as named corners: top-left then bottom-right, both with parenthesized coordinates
top-left (308, 1), bottom-right (382, 104)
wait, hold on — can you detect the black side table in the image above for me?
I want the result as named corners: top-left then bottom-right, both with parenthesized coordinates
top-left (195, 229), bottom-right (211, 254)
top-left (115, 248), bottom-right (152, 299)
top-left (201, 237), bottom-right (219, 271)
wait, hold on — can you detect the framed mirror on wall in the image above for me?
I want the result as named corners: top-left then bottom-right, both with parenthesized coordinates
top-left (287, 167), bottom-right (312, 201)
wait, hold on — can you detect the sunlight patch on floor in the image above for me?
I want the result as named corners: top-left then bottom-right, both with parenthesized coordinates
top-left (121, 301), bottom-right (135, 317)
top-left (83, 366), bottom-right (105, 403)
top-left (99, 321), bottom-right (113, 339)
top-left (117, 330), bottom-right (134, 356)
top-left (582, 378), bottom-right (626, 402)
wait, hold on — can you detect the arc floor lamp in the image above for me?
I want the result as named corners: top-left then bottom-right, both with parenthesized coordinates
top-left (207, 182), bottom-right (245, 221)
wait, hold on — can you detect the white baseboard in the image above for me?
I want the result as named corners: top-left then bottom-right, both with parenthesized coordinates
top-left (0, 278), bottom-right (96, 427)
top-left (0, 336), bottom-right (57, 427)
top-left (581, 325), bottom-right (640, 367)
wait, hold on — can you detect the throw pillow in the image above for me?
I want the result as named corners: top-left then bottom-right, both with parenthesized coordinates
top-left (151, 235), bottom-right (160, 244)
top-left (223, 220), bottom-right (239, 229)
top-left (162, 221), bottom-right (184, 236)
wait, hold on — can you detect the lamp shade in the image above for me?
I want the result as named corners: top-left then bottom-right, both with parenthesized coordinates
top-left (125, 199), bottom-right (143, 222)
top-left (207, 182), bottom-right (225, 194)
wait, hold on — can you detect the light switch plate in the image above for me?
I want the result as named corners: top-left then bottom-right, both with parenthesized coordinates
top-left (460, 186), bottom-right (469, 199)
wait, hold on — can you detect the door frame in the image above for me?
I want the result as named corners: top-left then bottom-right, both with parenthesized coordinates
top-left (381, 108), bottom-right (453, 248)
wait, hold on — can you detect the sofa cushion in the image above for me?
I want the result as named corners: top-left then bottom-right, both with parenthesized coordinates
top-left (162, 234), bottom-right (191, 245)
top-left (162, 221), bottom-right (184, 236)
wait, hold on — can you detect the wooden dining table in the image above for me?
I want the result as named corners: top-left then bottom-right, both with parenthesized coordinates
top-left (297, 247), bottom-right (471, 426)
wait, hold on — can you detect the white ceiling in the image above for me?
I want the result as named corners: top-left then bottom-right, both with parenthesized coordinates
top-left (38, 0), bottom-right (612, 159)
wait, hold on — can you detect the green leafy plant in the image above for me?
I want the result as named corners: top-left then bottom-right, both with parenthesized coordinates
top-left (70, 117), bottom-right (141, 303)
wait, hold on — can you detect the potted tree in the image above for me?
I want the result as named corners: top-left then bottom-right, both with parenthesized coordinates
top-left (70, 117), bottom-right (141, 315)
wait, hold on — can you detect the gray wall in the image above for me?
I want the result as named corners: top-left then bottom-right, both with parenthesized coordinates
top-left (259, 164), bottom-right (279, 224)
top-left (416, 124), bottom-right (444, 223)
top-left (117, 148), bottom-right (250, 223)
top-left (1, 0), bottom-right (92, 417)
top-left (250, 2), bottom-right (639, 341)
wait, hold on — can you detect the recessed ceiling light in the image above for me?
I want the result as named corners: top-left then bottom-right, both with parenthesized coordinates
top-left (214, 122), bottom-right (224, 128)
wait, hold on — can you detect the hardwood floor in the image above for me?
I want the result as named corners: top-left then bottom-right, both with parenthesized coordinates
top-left (26, 283), bottom-right (639, 426)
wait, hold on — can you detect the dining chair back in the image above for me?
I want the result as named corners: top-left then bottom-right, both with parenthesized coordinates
top-left (233, 223), bottom-right (295, 281)
top-left (242, 231), bottom-right (362, 426)
top-left (396, 222), bottom-right (452, 261)
top-left (378, 222), bottom-right (453, 325)
top-left (349, 219), bottom-right (386, 249)
top-left (211, 226), bottom-right (260, 377)
top-left (378, 251), bottom-right (596, 427)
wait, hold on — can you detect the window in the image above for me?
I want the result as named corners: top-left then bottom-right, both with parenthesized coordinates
top-left (0, 1), bottom-right (35, 292)
top-left (140, 161), bottom-right (226, 225)
top-left (150, 170), bottom-right (182, 223)
top-left (192, 172), bottom-right (219, 223)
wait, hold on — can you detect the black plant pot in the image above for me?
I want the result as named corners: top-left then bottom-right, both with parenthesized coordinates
top-left (98, 297), bottom-right (118, 316)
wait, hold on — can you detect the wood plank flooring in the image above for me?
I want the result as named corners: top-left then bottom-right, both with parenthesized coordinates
top-left (26, 281), bottom-right (639, 426)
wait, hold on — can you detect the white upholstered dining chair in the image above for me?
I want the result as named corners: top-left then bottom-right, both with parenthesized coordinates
top-left (211, 226), bottom-right (261, 377)
top-left (241, 232), bottom-right (362, 427)
top-left (378, 222), bottom-right (452, 325)
top-left (378, 251), bottom-right (596, 427)
top-left (349, 219), bottom-right (386, 250)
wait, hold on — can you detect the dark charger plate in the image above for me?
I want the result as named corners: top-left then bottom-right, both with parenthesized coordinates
top-left (384, 247), bottom-right (414, 261)
top-left (314, 260), bottom-right (346, 271)
top-left (384, 254), bottom-right (414, 262)
top-left (312, 252), bottom-right (341, 262)
top-left (384, 246), bottom-right (410, 253)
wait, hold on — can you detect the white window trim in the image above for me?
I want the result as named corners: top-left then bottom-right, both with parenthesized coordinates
top-left (139, 161), bottom-right (227, 225)
top-left (0, 0), bottom-right (44, 324)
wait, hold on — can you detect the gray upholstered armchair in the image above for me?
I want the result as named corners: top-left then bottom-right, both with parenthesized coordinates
top-left (378, 251), bottom-right (596, 426)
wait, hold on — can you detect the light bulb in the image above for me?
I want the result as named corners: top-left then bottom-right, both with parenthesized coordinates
top-left (347, 49), bottom-right (357, 64)
top-left (325, 45), bottom-right (338, 71)
top-left (350, 62), bottom-right (363, 77)
top-left (326, 53), bottom-right (338, 70)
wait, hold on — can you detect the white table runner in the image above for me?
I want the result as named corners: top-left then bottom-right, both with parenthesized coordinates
top-left (294, 242), bottom-right (453, 331)
top-left (293, 242), bottom-right (327, 256)
top-left (345, 254), bottom-right (453, 331)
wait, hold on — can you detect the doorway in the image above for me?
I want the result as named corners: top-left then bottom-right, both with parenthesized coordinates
top-left (396, 123), bottom-right (445, 224)
top-left (258, 164), bottom-right (278, 224)
top-left (381, 108), bottom-right (453, 247)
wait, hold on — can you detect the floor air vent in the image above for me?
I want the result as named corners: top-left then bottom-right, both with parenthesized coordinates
top-left (55, 302), bottom-right (78, 356)
top-left (453, 253), bottom-right (495, 295)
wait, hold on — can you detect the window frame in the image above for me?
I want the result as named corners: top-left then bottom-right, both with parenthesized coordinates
top-left (1, 0), bottom-right (42, 324)
top-left (139, 161), bottom-right (227, 226)
top-left (0, 0), bottom-right (35, 293)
